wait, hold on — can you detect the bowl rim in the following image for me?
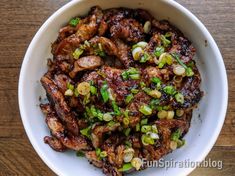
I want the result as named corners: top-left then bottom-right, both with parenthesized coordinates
top-left (18, 0), bottom-right (228, 175)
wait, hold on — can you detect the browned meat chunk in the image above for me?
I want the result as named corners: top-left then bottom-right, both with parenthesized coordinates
top-left (44, 136), bottom-right (66, 152)
top-left (40, 75), bottom-right (79, 135)
top-left (69, 56), bottom-right (103, 78)
top-left (110, 18), bottom-right (144, 43)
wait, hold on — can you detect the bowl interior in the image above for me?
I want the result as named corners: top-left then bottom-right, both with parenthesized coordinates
top-left (19, 0), bottom-right (227, 176)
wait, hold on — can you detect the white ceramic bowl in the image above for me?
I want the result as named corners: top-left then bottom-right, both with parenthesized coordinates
top-left (18, 0), bottom-right (228, 175)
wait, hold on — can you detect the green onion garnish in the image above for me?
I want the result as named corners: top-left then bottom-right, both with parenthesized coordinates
top-left (160, 35), bottom-right (171, 47)
top-left (90, 85), bottom-right (97, 95)
top-left (118, 163), bottom-right (133, 172)
top-left (112, 101), bottom-right (121, 115)
top-left (131, 88), bottom-right (139, 94)
top-left (100, 81), bottom-right (109, 103)
top-left (139, 105), bottom-right (152, 115)
top-left (125, 94), bottom-right (134, 104)
top-left (154, 46), bottom-right (165, 57)
top-left (140, 118), bottom-right (148, 126)
top-left (163, 85), bottom-right (176, 95)
top-left (124, 128), bottom-right (131, 136)
top-left (171, 129), bottom-right (182, 141)
top-left (69, 17), bottom-right (80, 26)
top-left (80, 126), bottom-right (91, 139)
top-left (73, 48), bottom-right (83, 59)
top-left (141, 125), bottom-right (152, 133)
top-left (175, 93), bottom-right (184, 104)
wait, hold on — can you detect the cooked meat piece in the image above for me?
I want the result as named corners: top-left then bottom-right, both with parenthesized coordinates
top-left (53, 74), bottom-right (73, 94)
top-left (40, 75), bottom-right (79, 135)
top-left (98, 19), bottom-right (108, 36)
top-left (89, 36), bottom-right (119, 56)
top-left (85, 151), bottom-right (103, 168)
top-left (53, 14), bottom-right (98, 56)
top-left (173, 75), bottom-right (202, 108)
top-left (127, 92), bottom-right (151, 127)
top-left (69, 56), bottom-right (103, 78)
top-left (42, 104), bottom-right (91, 151)
top-left (44, 136), bottom-right (66, 152)
top-left (91, 122), bottom-right (120, 148)
top-left (110, 18), bottom-right (144, 43)
top-left (113, 39), bottom-right (134, 68)
top-left (40, 7), bottom-right (203, 176)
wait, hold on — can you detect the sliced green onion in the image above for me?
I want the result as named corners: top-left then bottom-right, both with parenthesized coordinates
top-left (139, 105), bottom-right (152, 115)
top-left (173, 65), bottom-right (186, 76)
top-left (177, 139), bottom-right (186, 148)
top-left (157, 110), bottom-right (168, 119)
top-left (112, 101), bottom-right (121, 115)
top-left (118, 163), bottom-right (133, 172)
top-left (149, 132), bottom-right (159, 139)
top-left (140, 118), bottom-right (148, 126)
top-left (67, 82), bottom-right (74, 90)
top-left (171, 129), bottom-right (182, 141)
top-left (131, 157), bottom-right (142, 171)
top-left (69, 17), bottom-right (80, 26)
top-left (76, 151), bottom-right (85, 157)
top-left (125, 94), bottom-right (134, 104)
top-left (141, 125), bottom-right (152, 133)
top-left (90, 105), bottom-right (98, 117)
top-left (107, 121), bottom-right (117, 127)
top-left (100, 81), bottom-right (109, 103)
top-left (140, 52), bottom-right (151, 63)
top-left (103, 113), bottom-right (113, 121)
top-left (73, 48), bottom-right (83, 59)
top-left (140, 82), bottom-right (146, 88)
top-left (80, 126), bottom-right (91, 139)
top-left (160, 35), bottom-right (171, 47)
top-left (176, 109), bottom-right (184, 117)
top-left (123, 117), bottom-right (130, 126)
top-left (132, 47), bottom-right (144, 60)
top-left (144, 21), bottom-right (151, 34)
top-left (124, 128), bottom-right (131, 136)
top-left (151, 125), bottom-right (158, 133)
top-left (186, 67), bottom-right (194, 77)
top-left (163, 85), bottom-right (176, 95)
top-left (154, 46), bottom-right (165, 57)
top-left (149, 99), bottom-right (160, 109)
top-left (123, 148), bottom-right (135, 163)
top-left (64, 89), bottom-right (73, 96)
top-left (175, 93), bottom-right (184, 104)
top-left (158, 52), bottom-right (173, 68)
top-left (95, 148), bottom-right (101, 156)
top-left (100, 151), bottom-right (107, 158)
top-left (141, 134), bottom-right (154, 145)
top-left (148, 90), bottom-right (162, 98)
top-left (125, 141), bottom-right (132, 148)
top-left (136, 123), bottom-right (140, 131)
top-left (131, 88), bottom-right (139, 94)
top-left (129, 73), bottom-right (140, 80)
top-left (90, 85), bottom-right (97, 95)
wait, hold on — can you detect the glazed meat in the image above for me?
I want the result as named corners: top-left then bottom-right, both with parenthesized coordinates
top-left (39, 6), bottom-right (203, 176)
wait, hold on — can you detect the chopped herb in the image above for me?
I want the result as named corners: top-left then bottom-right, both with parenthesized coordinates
top-left (76, 151), bottom-right (85, 157)
top-left (73, 48), bottom-right (83, 59)
top-left (150, 99), bottom-right (160, 109)
top-left (125, 141), bottom-right (132, 148)
top-left (69, 17), bottom-right (80, 26)
top-left (171, 53), bottom-right (194, 77)
top-left (121, 67), bottom-right (140, 80)
top-left (95, 148), bottom-right (101, 156)
top-left (124, 128), bottom-right (131, 136)
top-left (175, 93), bottom-right (184, 104)
top-left (100, 81), bottom-right (109, 103)
top-left (140, 52), bottom-right (151, 63)
top-left (125, 94), bottom-right (134, 104)
top-left (140, 81), bottom-right (146, 88)
top-left (100, 151), bottom-right (107, 158)
top-left (90, 85), bottom-right (97, 95)
top-left (107, 121), bottom-right (116, 127)
top-left (131, 88), bottom-right (139, 94)
top-left (140, 118), bottom-right (148, 126)
top-left (139, 105), bottom-right (152, 116)
top-left (74, 88), bottom-right (79, 97)
top-left (163, 85), bottom-right (176, 95)
top-left (171, 129), bottom-right (182, 141)
top-left (118, 163), bottom-right (133, 172)
top-left (103, 113), bottom-right (113, 122)
top-left (112, 101), bottom-right (121, 115)
top-left (160, 35), bottom-right (171, 47)
top-left (67, 82), bottom-right (74, 90)
top-left (154, 46), bottom-right (165, 57)
top-left (80, 126), bottom-right (92, 139)
top-left (143, 87), bottom-right (151, 94)
top-left (123, 117), bottom-right (130, 126)
top-left (141, 134), bottom-right (154, 145)
top-left (141, 125), bottom-right (152, 133)
top-left (136, 123), bottom-right (140, 131)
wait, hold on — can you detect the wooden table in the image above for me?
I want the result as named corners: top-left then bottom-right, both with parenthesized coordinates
top-left (0, 0), bottom-right (234, 175)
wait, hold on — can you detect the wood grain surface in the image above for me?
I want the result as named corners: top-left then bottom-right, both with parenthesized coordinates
top-left (0, 0), bottom-right (234, 175)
